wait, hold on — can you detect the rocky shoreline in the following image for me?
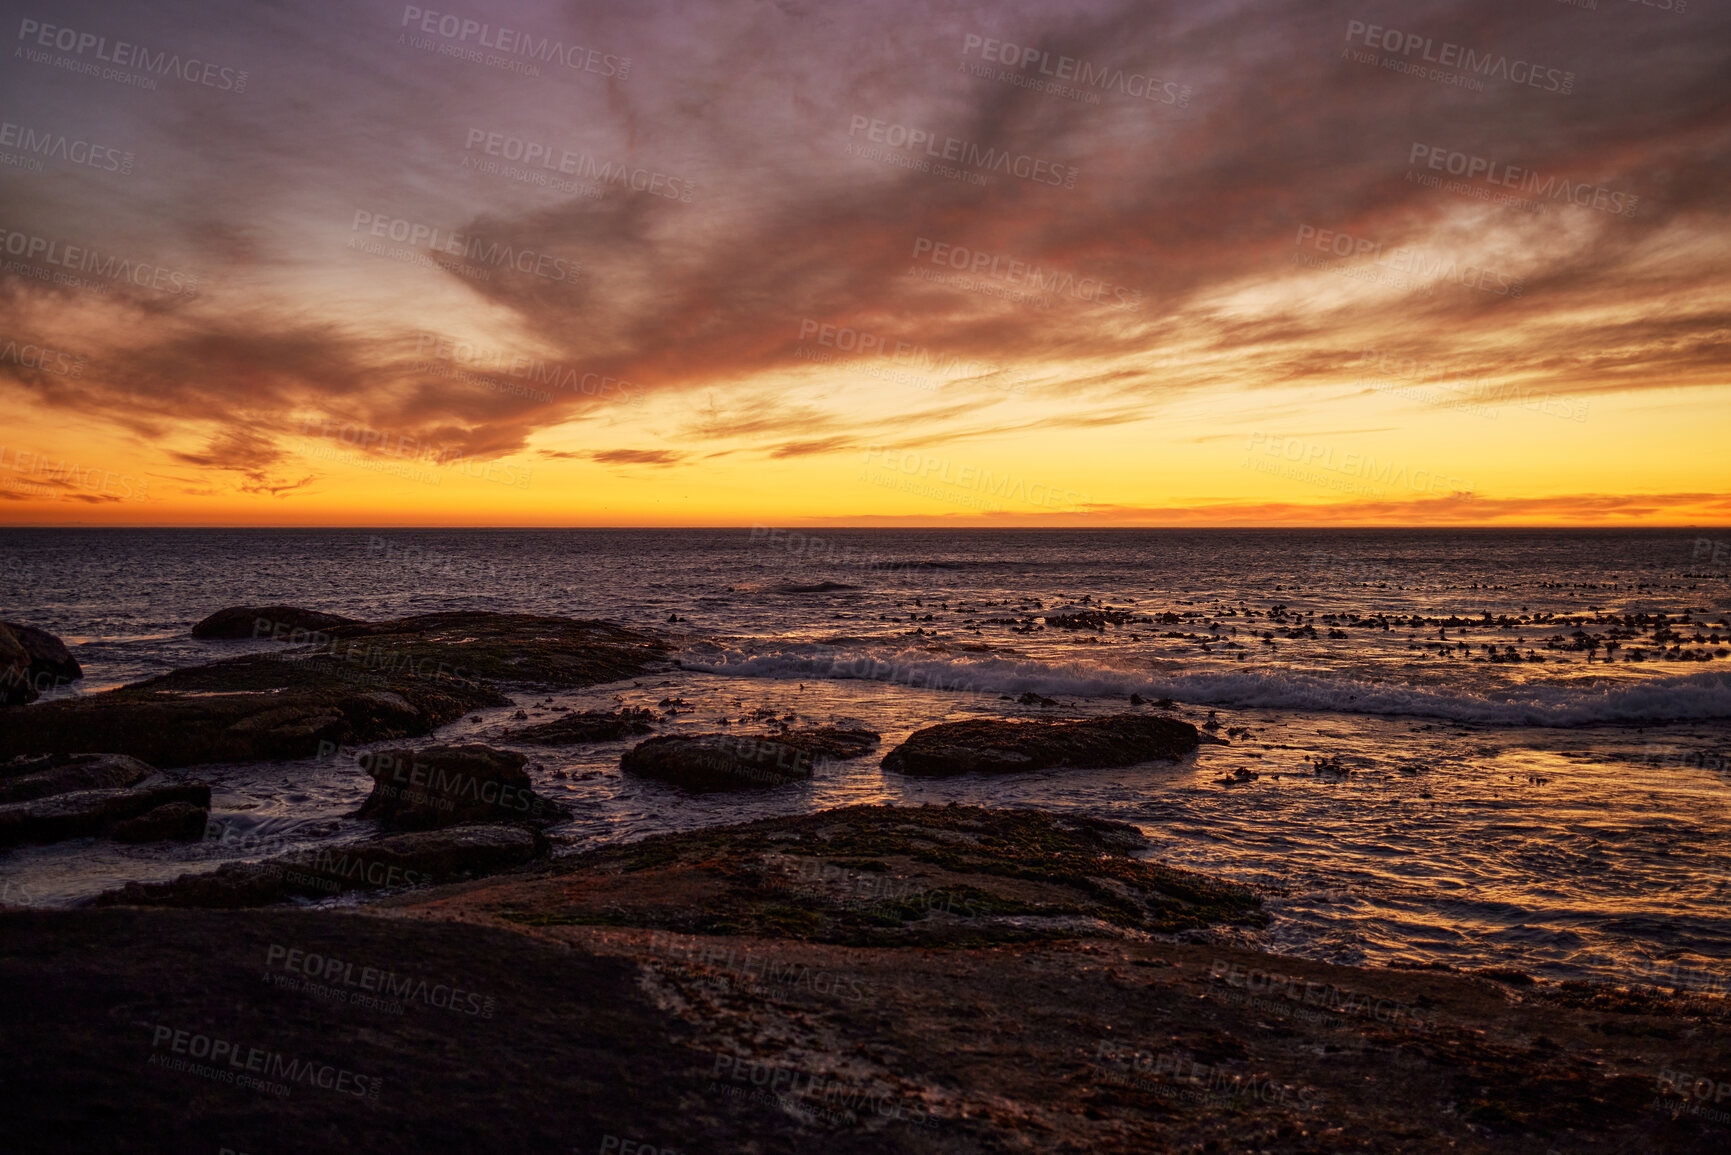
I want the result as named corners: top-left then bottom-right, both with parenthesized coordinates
top-left (2, 802), bottom-right (1726, 1152)
top-left (2, 607), bottom-right (1727, 1151)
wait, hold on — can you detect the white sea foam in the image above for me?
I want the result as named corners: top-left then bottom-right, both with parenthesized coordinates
top-left (678, 646), bottom-right (1731, 727)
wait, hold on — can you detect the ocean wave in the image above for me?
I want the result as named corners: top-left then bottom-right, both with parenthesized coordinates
top-left (676, 645), bottom-right (1731, 727)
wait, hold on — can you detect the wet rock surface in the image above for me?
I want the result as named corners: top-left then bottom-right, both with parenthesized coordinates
top-left (621, 727), bottom-right (879, 793)
top-left (0, 612), bottom-right (668, 768)
top-left (355, 745), bottom-right (567, 831)
top-left (0, 753), bottom-right (156, 804)
top-left (2, 806), bottom-right (1723, 1152)
top-left (190, 604), bottom-right (360, 640)
top-left (507, 707), bottom-right (658, 745)
top-left (93, 823), bottom-right (547, 909)
top-left (881, 714), bottom-right (1203, 776)
top-left (460, 803), bottom-right (1262, 946)
top-left (0, 782), bottom-right (211, 848)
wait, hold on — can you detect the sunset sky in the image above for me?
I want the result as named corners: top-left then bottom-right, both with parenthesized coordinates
top-left (1, 0), bottom-right (1727, 527)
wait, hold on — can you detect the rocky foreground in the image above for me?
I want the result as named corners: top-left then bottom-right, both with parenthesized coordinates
top-left (3, 804), bottom-right (1727, 1154)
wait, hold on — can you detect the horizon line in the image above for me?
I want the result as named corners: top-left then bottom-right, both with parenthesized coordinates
top-left (3, 523), bottom-right (1729, 532)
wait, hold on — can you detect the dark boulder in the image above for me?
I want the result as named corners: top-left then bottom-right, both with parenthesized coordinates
top-left (0, 625), bottom-right (34, 707)
top-left (621, 728), bottom-right (878, 793)
top-left (0, 782), bottom-right (210, 848)
top-left (110, 801), bottom-right (208, 843)
top-left (0, 612), bottom-right (667, 768)
top-left (356, 745), bottom-right (567, 831)
top-left (0, 656), bottom-right (504, 768)
top-left (882, 714), bottom-right (1202, 777)
top-left (509, 708), bottom-right (657, 745)
top-left (191, 605), bottom-right (359, 641)
top-left (0, 752), bottom-right (156, 804)
top-left (94, 823), bottom-right (547, 908)
top-left (0, 621), bottom-right (82, 690)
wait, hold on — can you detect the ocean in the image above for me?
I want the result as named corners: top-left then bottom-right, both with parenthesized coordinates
top-left (4, 527), bottom-right (1729, 992)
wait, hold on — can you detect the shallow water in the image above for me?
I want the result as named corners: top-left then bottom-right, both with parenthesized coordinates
top-left (3, 527), bottom-right (1729, 992)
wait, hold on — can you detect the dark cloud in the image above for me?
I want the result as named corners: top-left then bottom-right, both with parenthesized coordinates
top-left (0, 0), bottom-right (1726, 511)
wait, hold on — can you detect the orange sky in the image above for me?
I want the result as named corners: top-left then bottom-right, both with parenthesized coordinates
top-left (2, 0), bottom-right (1728, 527)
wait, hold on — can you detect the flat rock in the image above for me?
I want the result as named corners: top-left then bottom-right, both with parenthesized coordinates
top-left (433, 803), bottom-right (1261, 946)
top-left (508, 707), bottom-right (658, 745)
top-left (0, 621), bottom-right (81, 690)
top-left (93, 823), bottom-right (547, 908)
top-left (0, 612), bottom-right (667, 768)
top-left (190, 605), bottom-right (360, 640)
top-left (621, 728), bottom-right (878, 793)
top-left (0, 752), bottom-right (156, 804)
top-left (0, 782), bottom-right (210, 848)
top-left (318, 612), bottom-right (671, 687)
top-left (356, 745), bottom-right (567, 831)
top-left (882, 714), bottom-right (1202, 776)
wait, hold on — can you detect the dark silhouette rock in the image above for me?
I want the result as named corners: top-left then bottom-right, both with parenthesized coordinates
top-left (0, 753), bottom-right (156, 804)
top-left (1042, 606), bottom-right (1134, 630)
top-left (0, 782), bottom-right (210, 848)
top-left (882, 714), bottom-right (1202, 777)
top-left (0, 625), bottom-right (34, 706)
top-left (0, 621), bottom-right (81, 691)
top-left (0, 612), bottom-right (668, 768)
top-left (622, 728), bottom-right (879, 792)
top-left (110, 801), bottom-right (208, 843)
top-left (190, 605), bottom-right (359, 640)
top-left (356, 745), bottom-right (567, 831)
top-left (509, 708), bottom-right (658, 745)
top-left (93, 823), bottom-right (547, 908)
